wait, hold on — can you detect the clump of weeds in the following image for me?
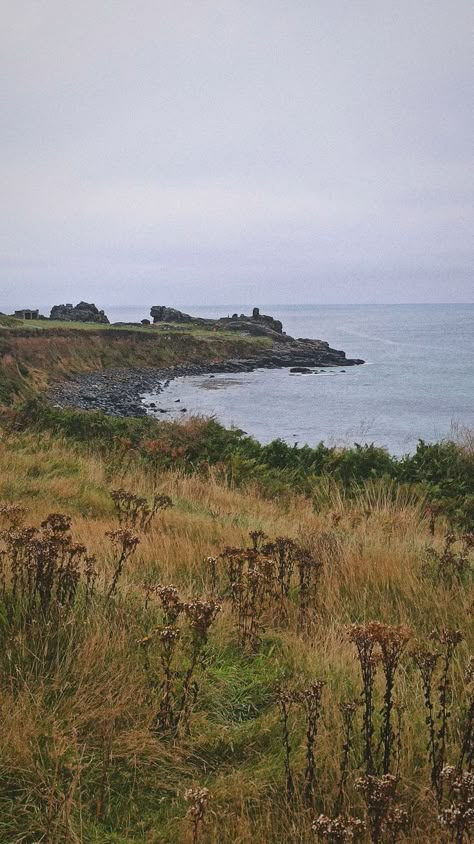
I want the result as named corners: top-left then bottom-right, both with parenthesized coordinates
top-left (277, 680), bottom-right (325, 806)
top-left (111, 487), bottom-right (172, 532)
top-left (139, 584), bottom-right (220, 737)
top-left (422, 532), bottom-right (474, 587)
top-left (412, 628), bottom-right (464, 804)
top-left (217, 533), bottom-right (323, 648)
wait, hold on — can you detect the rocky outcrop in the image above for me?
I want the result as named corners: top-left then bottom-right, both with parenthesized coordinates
top-left (252, 307), bottom-right (283, 333)
top-left (150, 305), bottom-right (284, 338)
top-left (150, 306), bottom-right (198, 324)
top-left (50, 302), bottom-right (109, 324)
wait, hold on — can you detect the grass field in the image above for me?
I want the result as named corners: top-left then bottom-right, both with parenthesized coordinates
top-left (0, 423), bottom-right (472, 843)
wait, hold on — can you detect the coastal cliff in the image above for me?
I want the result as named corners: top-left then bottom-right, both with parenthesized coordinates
top-left (0, 306), bottom-right (363, 413)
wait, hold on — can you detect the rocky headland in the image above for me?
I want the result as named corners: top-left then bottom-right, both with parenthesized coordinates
top-left (46, 306), bottom-right (364, 417)
top-left (150, 305), bottom-right (284, 338)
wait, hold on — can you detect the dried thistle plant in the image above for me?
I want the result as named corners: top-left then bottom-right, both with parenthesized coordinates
top-left (105, 528), bottom-right (139, 598)
top-left (348, 624), bottom-right (380, 774)
top-left (220, 534), bottom-right (323, 645)
top-left (223, 548), bottom-right (273, 649)
top-left (371, 623), bottom-right (411, 775)
top-left (139, 589), bottom-right (220, 737)
top-left (348, 623), bottom-right (410, 777)
top-left (302, 680), bottom-right (326, 805)
top-left (433, 629), bottom-right (464, 802)
top-left (111, 488), bottom-right (172, 533)
top-left (296, 548), bottom-right (323, 631)
top-left (422, 532), bottom-right (474, 587)
top-left (412, 644), bottom-right (442, 794)
top-left (334, 701), bottom-right (359, 816)
top-left (177, 600), bottom-right (220, 734)
top-left (262, 536), bottom-right (297, 605)
top-left (412, 629), bottom-right (464, 804)
top-left (312, 814), bottom-right (366, 843)
top-left (438, 766), bottom-right (474, 844)
top-left (355, 773), bottom-right (400, 844)
top-left (277, 687), bottom-right (299, 798)
top-left (184, 786), bottom-right (209, 844)
top-left (0, 502), bottom-right (27, 528)
top-left (147, 584), bottom-right (184, 624)
top-left (277, 680), bottom-right (325, 806)
top-left (0, 511), bottom-right (97, 620)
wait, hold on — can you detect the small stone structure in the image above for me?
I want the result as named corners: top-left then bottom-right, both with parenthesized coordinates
top-left (14, 308), bottom-right (39, 320)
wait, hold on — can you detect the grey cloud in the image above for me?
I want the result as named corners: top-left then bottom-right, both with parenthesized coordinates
top-left (1, 0), bottom-right (472, 309)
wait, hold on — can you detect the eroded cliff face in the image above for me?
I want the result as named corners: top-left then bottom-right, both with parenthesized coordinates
top-left (42, 328), bottom-right (363, 416)
top-left (0, 326), bottom-right (270, 404)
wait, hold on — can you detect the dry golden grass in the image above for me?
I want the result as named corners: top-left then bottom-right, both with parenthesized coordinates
top-left (0, 429), bottom-right (471, 843)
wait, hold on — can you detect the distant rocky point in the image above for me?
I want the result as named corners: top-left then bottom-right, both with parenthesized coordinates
top-left (50, 302), bottom-right (109, 324)
top-left (4, 303), bottom-right (363, 373)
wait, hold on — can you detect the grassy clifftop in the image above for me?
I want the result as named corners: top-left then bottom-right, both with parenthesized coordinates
top-left (0, 321), bottom-right (270, 403)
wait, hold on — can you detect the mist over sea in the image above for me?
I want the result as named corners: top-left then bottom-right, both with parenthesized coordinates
top-left (106, 304), bottom-right (473, 455)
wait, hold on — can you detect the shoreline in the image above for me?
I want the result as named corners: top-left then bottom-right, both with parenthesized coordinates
top-left (44, 312), bottom-right (364, 417)
top-left (47, 352), bottom-right (364, 418)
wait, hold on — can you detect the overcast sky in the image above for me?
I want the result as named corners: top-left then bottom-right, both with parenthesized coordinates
top-left (1, 0), bottom-right (472, 309)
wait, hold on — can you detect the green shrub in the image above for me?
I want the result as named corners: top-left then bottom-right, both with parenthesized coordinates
top-left (7, 400), bottom-right (474, 530)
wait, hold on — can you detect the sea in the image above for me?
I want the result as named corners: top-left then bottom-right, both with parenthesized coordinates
top-left (106, 304), bottom-right (472, 456)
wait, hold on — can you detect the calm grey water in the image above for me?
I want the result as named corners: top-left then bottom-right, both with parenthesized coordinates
top-left (109, 304), bottom-right (473, 455)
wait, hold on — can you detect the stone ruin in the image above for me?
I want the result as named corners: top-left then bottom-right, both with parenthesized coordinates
top-left (14, 308), bottom-right (40, 320)
top-left (49, 301), bottom-right (109, 324)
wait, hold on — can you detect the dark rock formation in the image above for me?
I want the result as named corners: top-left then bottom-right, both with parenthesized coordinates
top-left (250, 306), bottom-right (283, 333)
top-left (149, 305), bottom-right (283, 337)
top-left (50, 302), bottom-right (109, 324)
top-left (217, 317), bottom-right (284, 339)
top-left (150, 306), bottom-right (197, 324)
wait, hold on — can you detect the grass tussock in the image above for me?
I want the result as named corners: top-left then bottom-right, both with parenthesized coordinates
top-left (0, 427), bottom-right (472, 843)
